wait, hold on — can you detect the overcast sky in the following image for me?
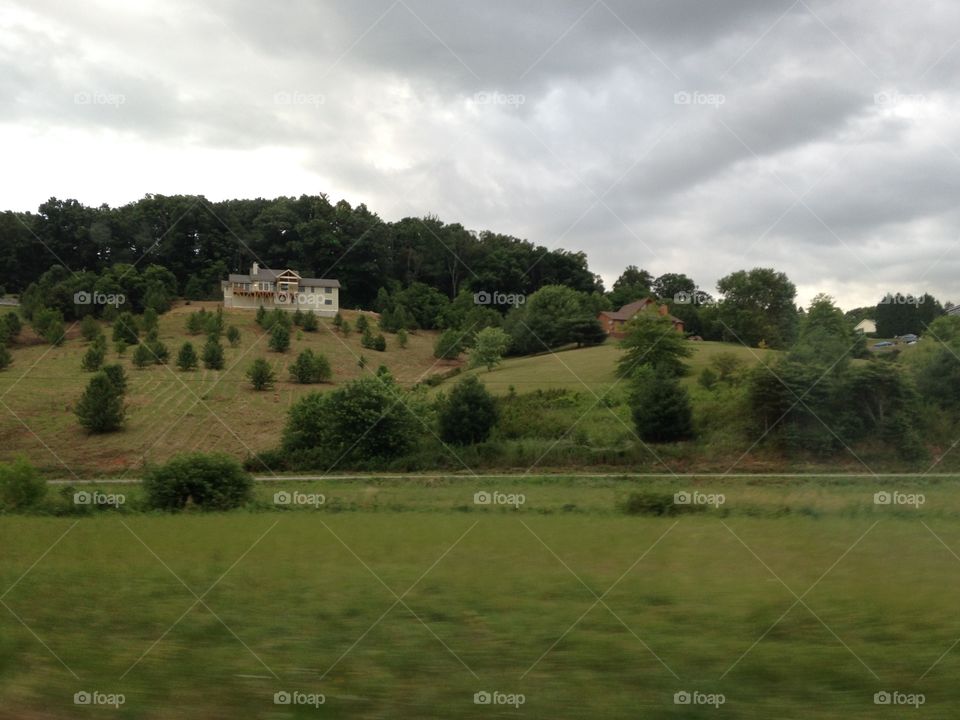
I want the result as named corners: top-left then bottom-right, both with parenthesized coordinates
top-left (2, 0), bottom-right (960, 309)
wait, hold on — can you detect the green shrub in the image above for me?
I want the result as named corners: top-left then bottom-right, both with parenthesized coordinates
top-left (76, 371), bottom-right (125, 433)
top-left (302, 312), bottom-right (318, 332)
top-left (80, 315), bottom-right (101, 342)
top-left (630, 370), bottom-right (694, 443)
top-left (0, 344), bottom-right (11, 370)
top-left (226, 325), bottom-right (241, 347)
top-left (81, 344), bottom-right (105, 372)
top-left (434, 329), bottom-right (464, 360)
top-left (203, 338), bottom-right (225, 370)
top-left (438, 376), bottom-right (498, 445)
top-left (102, 364), bottom-right (128, 393)
top-left (0, 456), bottom-right (46, 511)
top-left (143, 453), bottom-right (254, 511)
top-left (131, 343), bottom-right (152, 368)
top-left (289, 349), bottom-right (332, 384)
top-left (112, 311), bottom-right (140, 345)
top-left (176, 341), bottom-right (199, 371)
top-left (247, 358), bottom-right (276, 390)
top-left (355, 315), bottom-right (370, 333)
top-left (268, 323), bottom-right (290, 352)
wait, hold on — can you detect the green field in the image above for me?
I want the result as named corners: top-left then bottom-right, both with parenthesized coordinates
top-left (2, 476), bottom-right (959, 718)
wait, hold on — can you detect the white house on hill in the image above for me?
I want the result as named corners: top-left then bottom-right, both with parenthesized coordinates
top-left (222, 263), bottom-right (340, 317)
top-left (854, 318), bottom-right (876, 334)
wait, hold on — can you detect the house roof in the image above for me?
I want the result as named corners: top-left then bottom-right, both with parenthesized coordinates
top-left (600, 298), bottom-right (658, 321)
top-left (599, 298), bottom-right (682, 324)
top-left (227, 269), bottom-right (340, 288)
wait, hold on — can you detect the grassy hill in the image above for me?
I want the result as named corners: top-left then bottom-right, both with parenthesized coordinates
top-left (0, 303), bottom-right (457, 476)
top-left (455, 339), bottom-right (780, 395)
top-left (0, 306), bottom-right (796, 477)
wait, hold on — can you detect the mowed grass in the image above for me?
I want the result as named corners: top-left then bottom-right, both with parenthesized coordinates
top-left (0, 304), bottom-right (456, 476)
top-left (459, 340), bottom-right (780, 396)
top-left (3, 477), bottom-right (960, 718)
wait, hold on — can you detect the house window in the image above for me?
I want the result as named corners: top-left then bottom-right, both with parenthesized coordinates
top-left (325, 299), bottom-right (332, 305)
top-left (279, 282), bottom-right (289, 291)
top-left (324, 286), bottom-right (332, 294)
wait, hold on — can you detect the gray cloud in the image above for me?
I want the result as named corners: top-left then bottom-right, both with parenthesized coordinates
top-left (4, 0), bottom-right (960, 308)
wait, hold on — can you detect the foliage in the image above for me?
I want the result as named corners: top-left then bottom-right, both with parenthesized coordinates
top-left (203, 338), bottom-right (225, 370)
top-left (112, 311), bottom-right (140, 345)
top-left (81, 344), bottom-right (105, 372)
top-left (0, 344), bottom-right (10, 370)
top-left (268, 323), bottom-right (290, 352)
top-left (143, 453), bottom-right (253, 511)
top-left (226, 325), bottom-right (241, 346)
top-left (247, 358), bottom-right (276, 390)
top-left (469, 327), bottom-right (511, 371)
top-left (629, 369), bottom-right (694, 443)
top-left (102, 364), bottom-right (128, 393)
top-left (80, 315), bottom-right (101, 342)
top-left (397, 328), bottom-right (408, 348)
top-left (438, 376), bottom-right (498, 445)
top-left (76, 371), bottom-right (125, 433)
top-left (0, 456), bottom-right (46, 511)
top-left (301, 312), bottom-right (318, 332)
top-left (176, 342), bottom-right (199, 371)
top-left (617, 314), bottom-right (693, 379)
top-left (282, 376), bottom-right (420, 461)
top-left (716, 268), bottom-right (798, 348)
top-left (434, 328), bottom-right (465, 359)
top-left (361, 330), bottom-right (387, 352)
top-left (33, 307), bottom-right (66, 346)
top-left (131, 343), bottom-right (153, 368)
top-left (289, 349), bottom-right (332, 384)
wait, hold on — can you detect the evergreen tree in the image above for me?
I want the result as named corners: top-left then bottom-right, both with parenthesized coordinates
top-left (176, 341), bottom-right (199, 371)
top-left (246, 358), bottom-right (276, 390)
top-left (131, 343), bottom-right (152, 368)
top-left (76, 371), bottom-right (125, 433)
top-left (269, 323), bottom-right (290, 352)
top-left (438, 376), bottom-right (498, 445)
top-left (203, 338), bottom-right (225, 370)
top-left (630, 369), bottom-right (694, 442)
top-left (81, 344), bottom-right (105, 372)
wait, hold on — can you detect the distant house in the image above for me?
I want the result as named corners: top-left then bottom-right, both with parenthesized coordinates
top-left (222, 263), bottom-right (340, 317)
top-left (597, 298), bottom-right (684, 338)
top-left (854, 318), bottom-right (876, 335)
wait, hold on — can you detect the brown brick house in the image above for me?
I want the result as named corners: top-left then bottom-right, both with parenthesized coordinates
top-left (598, 298), bottom-right (685, 338)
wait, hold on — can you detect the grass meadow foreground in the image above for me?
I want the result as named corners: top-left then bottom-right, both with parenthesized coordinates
top-left (2, 476), bottom-right (960, 718)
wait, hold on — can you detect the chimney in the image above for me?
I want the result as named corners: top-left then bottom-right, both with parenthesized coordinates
top-left (251, 261), bottom-right (259, 277)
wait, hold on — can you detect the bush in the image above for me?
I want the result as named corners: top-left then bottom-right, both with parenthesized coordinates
top-left (0, 456), bottom-right (46, 511)
top-left (142, 307), bottom-right (159, 333)
top-left (630, 370), bottom-right (694, 442)
top-left (145, 339), bottom-right (169, 364)
top-left (289, 349), bottom-right (332, 384)
top-left (4, 312), bottom-right (21, 340)
top-left (341, 320), bottom-right (352, 337)
top-left (255, 305), bottom-right (268, 327)
top-left (176, 342), bottom-right (199, 371)
top-left (361, 330), bottom-right (386, 352)
top-left (269, 323), bottom-right (290, 352)
top-left (203, 338), bottom-right (225, 370)
top-left (33, 307), bottom-right (66, 346)
top-left (439, 376), bottom-right (498, 445)
top-left (102, 364), bottom-right (128, 393)
top-left (282, 376), bottom-right (419, 461)
top-left (469, 327), bottom-right (510, 371)
top-left (0, 344), bottom-right (11, 370)
top-left (226, 325), bottom-right (241, 346)
top-left (114, 339), bottom-right (127, 356)
top-left (112, 311), bottom-right (140, 345)
top-left (80, 315), bottom-right (101, 342)
top-left (397, 328), bottom-right (408, 348)
top-left (81, 344), bottom-right (105, 372)
top-left (355, 314), bottom-right (370, 333)
top-left (302, 312), bottom-right (318, 332)
top-left (434, 328), bottom-right (464, 360)
top-left (333, 312), bottom-right (343, 329)
top-left (131, 343), bottom-right (153, 368)
top-left (143, 453), bottom-right (254, 511)
top-left (76, 371), bottom-right (125, 433)
top-left (247, 358), bottom-right (276, 390)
